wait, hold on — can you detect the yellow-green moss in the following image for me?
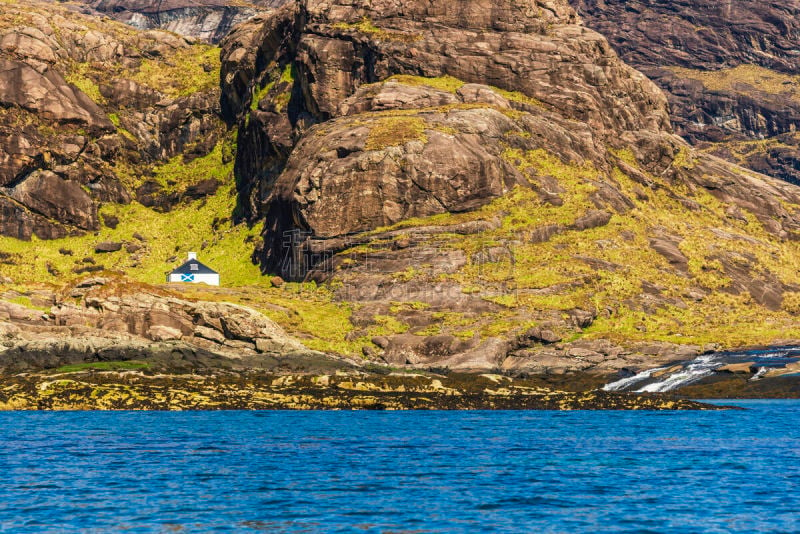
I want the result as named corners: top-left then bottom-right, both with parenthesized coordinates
top-left (332, 17), bottom-right (421, 42)
top-left (250, 81), bottom-right (275, 111)
top-left (5, 295), bottom-right (49, 312)
top-left (670, 64), bottom-right (800, 102)
top-left (672, 145), bottom-right (696, 169)
top-left (54, 361), bottom-right (149, 373)
top-left (150, 141), bottom-right (231, 192)
top-left (388, 75), bottom-right (465, 93)
top-left (490, 86), bottom-right (543, 107)
top-left (365, 117), bottom-right (427, 150)
top-left (65, 63), bottom-right (106, 105)
top-left (129, 45), bottom-right (220, 97)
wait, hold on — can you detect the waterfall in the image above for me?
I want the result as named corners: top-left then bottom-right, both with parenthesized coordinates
top-left (602, 366), bottom-right (669, 392)
top-left (750, 367), bottom-right (769, 381)
top-left (634, 354), bottom-right (720, 393)
top-left (602, 346), bottom-right (800, 393)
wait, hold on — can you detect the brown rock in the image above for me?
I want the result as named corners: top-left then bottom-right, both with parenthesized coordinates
top-left (95, 242), bottom-right (123, 253)
top-left (10, 171), bottom-right (97, 231)
top-left (147, 325), bottom-right (183, 342)
top-left (718, 362), bottom-right (756, 374)
top-left (649, 236), bottom-right (688, 269)
top-left (0, 58), bottom-right (112, 127)
top-left (520, 327), bottom-right (562, 346)
top-left (102, 214), bottom-right (119, 229)
top-left (568, 308), bottom-right (597, 329)
top-left (529, 224), bottom-right (564, 244)
top-left (572, 210), bottom-right (612, 231)
top-left (371, 336), bottom-right (389, 349)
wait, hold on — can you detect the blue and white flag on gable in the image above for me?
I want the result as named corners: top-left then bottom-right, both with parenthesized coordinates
top-left (180, 273), bottom-right (195, 282)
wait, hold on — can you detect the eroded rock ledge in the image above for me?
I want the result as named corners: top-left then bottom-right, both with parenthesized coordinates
top-left (0, 277), bottom-right (337, 373)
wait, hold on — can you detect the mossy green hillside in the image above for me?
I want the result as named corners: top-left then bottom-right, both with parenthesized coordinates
top-left (129, 46), bottom-right (220, 98)
top-left (117, 141), bottom-right (232, 193)
top-left (340, 148), bottom-right (800, 349)
top-left (0, 183), bottom-right (263, 288)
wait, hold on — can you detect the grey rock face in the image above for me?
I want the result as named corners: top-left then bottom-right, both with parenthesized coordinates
top-left (73, 0), bottom-right (290, 43)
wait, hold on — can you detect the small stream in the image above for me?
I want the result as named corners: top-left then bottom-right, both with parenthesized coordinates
top-left (603, 346), bottom-right (800, 393)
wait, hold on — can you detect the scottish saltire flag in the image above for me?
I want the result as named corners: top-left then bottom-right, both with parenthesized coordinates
top-left (181, 273), bottom-right (195, 282)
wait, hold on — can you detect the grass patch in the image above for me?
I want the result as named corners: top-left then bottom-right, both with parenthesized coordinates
top-left (5, 296), bottom-right (49, 312)
top-left (332, 17), bottom-right (422, 42)
top-left (129, 45), bottom-right (220, 97)
top-left (388, 75), bottom-right (465, 94)
top-left (670, 64), bottom-right (800, 102)
top-left (54, 361), bottom-right (149, 373)
top-left (490, 86), bottom-right (543, 107)
top-left (65, 63), bottom-right (106, 105)
top-left (149, 141), bottom-right (231, 193)
top-left (365, 117), bottom-right (427, 150)
top-left (251, 81), bottom-right (275, 111)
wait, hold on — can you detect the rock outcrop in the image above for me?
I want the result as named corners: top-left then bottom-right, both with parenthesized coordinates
top-left (2, 0), bottom-right (800, 380)
top-left (220, 0), bottom-right (674, 274)
top-left (572, 0), bottom-right (800, 185)
top-left (214, 0), bottom-right (800, 371)
top-left (0, 0), bottom-right (226, 239)
top-left (0, 278), bottom-right (320, 373)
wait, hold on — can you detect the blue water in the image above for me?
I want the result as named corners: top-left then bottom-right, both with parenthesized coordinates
top-left (1, 402), bottom-right (800, 533)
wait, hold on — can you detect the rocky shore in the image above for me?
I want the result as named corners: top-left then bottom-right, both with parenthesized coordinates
top-left (0, 277), bottom-right (727, 410)
top-left (0, 277), bottom-right (760, 411)
top-left (0, 369), bottom-right (718, 411)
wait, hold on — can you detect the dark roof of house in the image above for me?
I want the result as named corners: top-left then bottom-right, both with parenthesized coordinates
top-left (170, 259), bottom-right (218, 275)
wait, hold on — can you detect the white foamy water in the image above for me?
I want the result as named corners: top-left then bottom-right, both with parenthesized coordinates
top-left (603, 347), bottom-right (800, 393)
top-left (635, 354), bottom-right (720, 393)
top-left (750, 367), bottom-right (769, 381)
top-left (602, 366), bottom-right (670, 392)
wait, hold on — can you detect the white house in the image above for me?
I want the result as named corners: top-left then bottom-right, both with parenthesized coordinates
top-left (166, 252), bottom-right (220, 286)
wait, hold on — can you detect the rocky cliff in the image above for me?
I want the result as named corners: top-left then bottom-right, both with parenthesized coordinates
top-left (0, 0), bottom-right (226, 239)
top-left (68, 0), bottom-right (287, 43)
top-left (572, 0), bottom-right (800, 185)
top-left (220, 0), bottom-right (671, 258)
top-left (209, 0), bottom-right (800, 372)
top-left (2, 0), bottom-right (800, 384)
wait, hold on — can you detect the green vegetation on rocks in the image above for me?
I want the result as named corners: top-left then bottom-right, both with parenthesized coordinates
top-left (365, 117), bottom-right (427, 150)
top-left (54, 361), bottom-right (150, 374)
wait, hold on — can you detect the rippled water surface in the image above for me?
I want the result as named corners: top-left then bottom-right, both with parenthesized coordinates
top-left (2, 402), bottom-right (800, 532)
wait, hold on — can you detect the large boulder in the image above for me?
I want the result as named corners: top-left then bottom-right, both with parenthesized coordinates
top-left (220, 0), bottom-right (675, 277)
top-left (9, 171), bottom-right (98, 231)
top-left (0, 58), bottom-right (111, 128)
